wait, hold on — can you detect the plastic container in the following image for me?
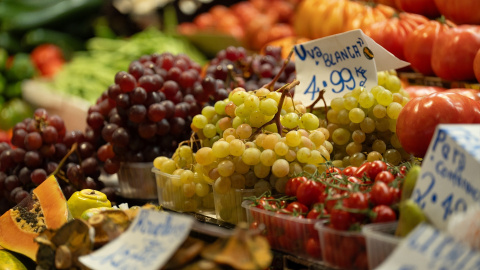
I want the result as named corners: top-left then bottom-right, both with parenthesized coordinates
top-left (117, 162), bottom-right (157, 199)
top-left (316, 222), bottom-right (368, 270)
top-left (152, 167), bottom-right (215, 213)
top-left (242, 200), bottom-right (323, 261)
top-left (362, 221), bottom-right (401, 270)
top-left (213, 188), bottom-right (256, 224)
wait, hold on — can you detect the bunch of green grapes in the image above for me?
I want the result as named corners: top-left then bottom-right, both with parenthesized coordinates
top-left (323, 71), bottom-right (412, 167)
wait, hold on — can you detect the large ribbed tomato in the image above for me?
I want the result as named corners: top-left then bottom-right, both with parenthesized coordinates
top-left (431, 25), bottom-right (480, 81)
top-left (474, 49), bottom-right (480, 83)
top-left (364, 12), bottom-right (429, 61)
top-left (404, 19), bottom-right (455, 76)
top-left (395, 0), bottom-right (440, 18)
top-left (396, 92), bottom-right (478, 158)
top-left (434, 0), bottom-right (480, 25)
top-left (403, 85), bottom-right (445, 99)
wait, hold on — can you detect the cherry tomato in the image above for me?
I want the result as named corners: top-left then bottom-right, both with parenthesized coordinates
top-left (255, 196), bottom-right (278, 211)
top-left (368, 160), bottom-right (388, 180)
top-left (371, 205), bottom-right (397, 223)
top-left (296, 180), bottom-right (324, 207)
top-left (325, 193), bottom-right (342, 213)
top-left (330, 208), bottom-right (351, 231)
top-left (286, 201), bottom-right (309, 215)
top-left (342, 166), bottom-right (358, 176)
top-left (305, 237), bottom-right (322, 258)
top-left (354, 162), bottom-right (372, 179)
top-left (285, 176), bottom-right (307, 196)
top-left (375, 170), bottom-right (395, 184)
top-left (347, 176), bottom-right (362, 185)
top-left (343, 192), bottom-right (369, 222)
top-left (307, 203), bottom-right (328, 220)
top-left (370, 181), bottom-right (394, 206)
top-left (390, 187), bottom-right (401, 204)
top-left (326, 166), bottom-right (342, 176)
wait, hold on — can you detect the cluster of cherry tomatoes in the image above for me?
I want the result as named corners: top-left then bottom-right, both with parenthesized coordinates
top-left (245, 160), bottom-right (409, 269)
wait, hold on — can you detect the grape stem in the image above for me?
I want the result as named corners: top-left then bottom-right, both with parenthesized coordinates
top-left (52, 143), bottom-right (81, 190)
top-left (263, 49), bottom-right (294, 91)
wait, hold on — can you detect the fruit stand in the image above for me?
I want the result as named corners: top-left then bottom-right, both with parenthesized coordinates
top-left (0, 0), bottom-right (480, 269)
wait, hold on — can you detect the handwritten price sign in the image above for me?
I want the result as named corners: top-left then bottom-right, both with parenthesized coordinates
top-left (294, 29), bottom-right (409, 107)
top-left (412, 124), bottom-right (480, 230)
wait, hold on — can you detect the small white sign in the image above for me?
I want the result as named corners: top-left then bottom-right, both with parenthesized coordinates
top-left (293, 29), bottom-right (409, 107)
top-left (79, 209), bottom-right (194, 270)
top-left (376, 222), bottom-right (480, 270)
top-left (412, 124), bottom-right (480, 230)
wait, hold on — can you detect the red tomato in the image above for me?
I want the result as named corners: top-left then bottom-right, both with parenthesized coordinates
top-left (285, 176), bottom-right (307, 197)
top-left (431, 25), bottom-right (480, 81)
top-left (342, 166), bottom-right (358, 176)
top-left (474, 49), bottom-right (480, 83)
top-left (347, 176), bottom-right (362, 185)
top-left (434, 0), bottom-right (480, 25)
top-left (325, 193), bottom-right (342, 213)
top-left (30, 44), bottom-right (65, 78)
top-left (443, 88), bottom-right (480, 102)
top-left (371, 205), bottom-right (397, 223)
top-left (326, 167), bottom-right (342, 176)
top-left (255, 196), bottom-right (278, 211)
top-left (364, 12), bottom-right (429, 61)
top-left (286, 201), bottom-right (309, 215)
top-left (396, 92), bottom-right (478, 158)
top-left (395, 0), bottom-right (440, 18)
top-left (368, 160), bottom-right (388, 180)
top-left (375, 170), bottom-right (395, 184)
top-left (307, 204), bottom-right (328, 220)
top-left (305, 237), bottom-right (322, 258)
top-left (296, 180), bottom-right (324, 207)
top-left (404, 19), bottom-right (455, 76)
top-left (330, 208), bottom-right (351, 231)
top-left (343, 192), bottom-right (369, 210)
top-left (390, 186), bottom-right (401, 204)
top-left (354, 162), bottom-right (371, 179)
top-left (403, 85), bottom-right (445, 99)
top-left (370, 181), bottom-right (394, 206)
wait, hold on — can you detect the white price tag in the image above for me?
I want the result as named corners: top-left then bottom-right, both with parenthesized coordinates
top-left (79, 209), bottom-right (194, 270)
top-left (412, 124), bottom-right (480, 230)
top-left (376, 223), bottom-right (480, 270)
top-left (293, 29), bottom-right (409, 107)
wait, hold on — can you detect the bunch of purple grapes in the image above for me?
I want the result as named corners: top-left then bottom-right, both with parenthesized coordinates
top-left (87, 52), bottom-right (209, 175)
top-left (203, 45), bottom-right (296, 95)
top-left (0, 109), bottom-right (107, 214)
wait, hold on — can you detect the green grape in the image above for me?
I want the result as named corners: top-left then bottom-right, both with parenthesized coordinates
top-left (323, 140), bottom-right (333, 154)
top-left (245, 170), bottom-right (258, 188)
top-left (183, 182), bottom-right (196, 198)
top-left (180, 170), bottom-right (194, 184)
top-left (254, 133), bottom-right (266, 148)
top-left (377, 71), bottom-right (387, 86)
top-left (203, 124), bottom-right (217, 138)
top-left (387, 102), bottom-right (402, 119)
top-left (250, 110), bottom-right (267, 127)
top-left (384, 149), bottom-right (402, 165)
top-left (192, 114), bottom-right (208, 129)
top-left (195, 182), bottom-right (210, 197)
top-left (330, 97), bottom-right (345, 111)
top-left (232, 116), bottom-right (244, 129)
top-left (214, 100), bottom-right (227, 115)
top-left (327, 109), bottom-right (339, 124)
top-left (288, 162), bottom-right (303, 177)
top-left (202, 106), bottom-right (216, 120)
top-left (390, 133), bottom-right (402, 149)
top-left (282, 97), bottom-right (295, 111)
top-left (160, 159), bottom-right (177, 174)
top-left (264, 123), bottom-right (278, 133)
top-left (153, 156), bottom-right (169, 170)
top-left (235, 104), bottom-right (249, 118)
top-left (376, 89), bottom-right (393, 106)
top-left (267, 91), bottom-right (281, 103)
top-left (214, 177), bottom-right (232, 194)
top-left (349, 108), bottom-right (365, 124)
top-left (255, 87), bottom-right (270, 98)
top-left (254, 163), bottom-right (271, 179)
top-left (337, 109), bottom-right (351, 125)
top-left (223, 128), bottom-right (236, 139)
top-left (225, 102), bottom-right (236, 118)
top-left (352, 129), bottom-right (366, 144)
top-left (370, 85), bottom-right (385, 98)
top-left (332, 128), bottom-right (351, 145)
top-left (349, 122), bottom-right (361, 132)
top-left (244, 94), bottom-right (260, 111)
top-left (308, 149), bottom-right (325, 164)
top-left (233, 156), bottom-right (250, 174)
top-left (372, 139), bottom-right (387, 154)
top-left (260, 149), bottom-right (277, 166)
top-left (274, 141), bottom-right (289, 156)
top-left (195, 147), bottom-right (216, 166)
top-left (295, 104), bottom-right (307, 114)
top-left (262, 134), bottom-right (279, 150)
top-left (272, 159), bottom-right (289, 177)
top-left (342, 156), bottom-right (351, 168)
top-left (231, 173), bottom-right (246, 189)
top-left (375, 117), bottom-right (390, 132)
top-left (285, 130), bottom-right (301, 147)
top-left (373, 104), bottom-right (387, 118)
top-left (303, 164), bottom-right (318, 175)
top-left (367, 151), bottom-right (383, 162)
top-left (229, 139), bottom-right (245, 156)
top-left (392, 93), bottom-right (403, 104)
top-left (309, 130), bottom-right (325, 148)
top-left (281, 112), bottom-right (300, 129)
top-left (242, 147), bottom-right (261, 165)
top-left (346, 141), bottom-right (363, 156)
top-left (385, 74), bottom-right (401, 93)
top-left (301, 113), bottom-right (320, 130)
top-left (231, 90), bottom-right (247, 106)
top-left (350, 152), bottom-right (366, 167)
top-left (300, 136), bottom-right (315, 150)
top-left (344, 96), bottom-right (358, 110)
top-left (389, 118), bottom-right (397, 133)
top-left (318, 127), bottom-right (330, 140)
top-left (208, 167), bottom-right (220, 181)
top-left (217, 160), bottom-right (235, 177)
top-left (360, 117), bottom-right (375, 133)
top-left (259, 98), bottom-right (278, 116)
top-left (351, 86), bottom-right (365, 99)
top-left (236, 124), bottom-right (252, 139)
top-left (297, 147), bottom-right (311, 163)
top-left (358, 91), bottom-right (375, 108)
top-left (218, 117), bottom-right (232, 131)
top-left (254, 179), bottom-right (272, 196)
top-left (285, 149), bottom-right (296, 162)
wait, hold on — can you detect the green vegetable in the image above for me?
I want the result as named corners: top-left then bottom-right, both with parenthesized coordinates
top-left (0, 98), bottom-right (33, 130)
top-left (5, 53), bottom-right (35, 81)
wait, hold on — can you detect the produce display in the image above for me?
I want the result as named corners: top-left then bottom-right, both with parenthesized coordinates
top-left (0, 0), bottom-right (480, 269)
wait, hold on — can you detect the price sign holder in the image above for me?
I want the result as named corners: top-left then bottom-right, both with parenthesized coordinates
top-left (376, 222), bottom-right (480, 270)
top-left (79, 209), bottom-right (194, 270)
top-left (294, 29), bottom-right (409, 107)
top-left (412, 124), bottom-right (480, 230)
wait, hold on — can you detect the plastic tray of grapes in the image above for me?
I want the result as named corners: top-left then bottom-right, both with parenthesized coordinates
top-left (117, 162), bottom-right (157, 199)
top-left (152, 167), bottom-right (215, 213)
top-left (242, 200), bottom-right (323, 262)
top-left (213, 187), bottom-right (255, 225)
top-left (316, 221), bottom-right (368, 270)
top-left (362, 221), bottom-right (400, 270)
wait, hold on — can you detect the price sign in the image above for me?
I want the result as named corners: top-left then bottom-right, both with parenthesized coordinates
top-left (79, 209), bottom-right (194, 270)
top-left (293, 29), bottom-right (409, 107)
top-left (412, 124), bottom-right (480, 230)
top-left (376, 222), bottom-right (480, 270)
